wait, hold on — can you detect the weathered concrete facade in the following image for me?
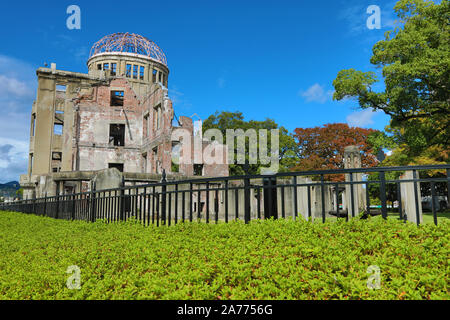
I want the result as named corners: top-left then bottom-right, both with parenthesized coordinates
top-left (20, 33), bottom-right (228, 199)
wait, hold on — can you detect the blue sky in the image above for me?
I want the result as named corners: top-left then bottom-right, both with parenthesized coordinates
top-left (0, 0), bottom-right (403, 182)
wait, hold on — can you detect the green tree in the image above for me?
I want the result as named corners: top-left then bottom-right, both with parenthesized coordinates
top-left (333, 0), bottom-right (450, 158)
top-left (203, 111), bottom-right (299, 175)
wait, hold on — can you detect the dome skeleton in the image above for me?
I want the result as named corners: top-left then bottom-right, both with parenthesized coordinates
top-left (89, 32), bottom-right (167, 66)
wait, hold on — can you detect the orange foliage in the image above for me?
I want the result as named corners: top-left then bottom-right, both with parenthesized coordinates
top-left (292, 123), bottom-right (379, 181)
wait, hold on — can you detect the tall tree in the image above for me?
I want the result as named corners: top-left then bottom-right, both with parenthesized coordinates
top-left (203, 111), bottom-right (298, 175)
top-left (333, 0), bottom-right (450, 158)
top-left (292, 123), bottom-right (379, 181)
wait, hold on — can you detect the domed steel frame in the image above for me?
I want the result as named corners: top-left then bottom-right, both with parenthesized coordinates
top-left (89, 32), bottom-right (167, 66)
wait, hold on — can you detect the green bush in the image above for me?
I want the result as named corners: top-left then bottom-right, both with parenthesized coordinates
top-left (0, 211), bottom-right (448, 300)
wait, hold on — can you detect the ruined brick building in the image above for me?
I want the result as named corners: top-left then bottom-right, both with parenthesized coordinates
top-left (20, 33), bottom-right (228, 199)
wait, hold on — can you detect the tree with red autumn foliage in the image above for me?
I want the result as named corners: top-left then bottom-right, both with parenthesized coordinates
top-left (292, 123), bottom-right (379, 181)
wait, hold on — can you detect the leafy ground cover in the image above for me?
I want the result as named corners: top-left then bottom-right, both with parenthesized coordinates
top-left (0, 210), bottom-right (448, 300)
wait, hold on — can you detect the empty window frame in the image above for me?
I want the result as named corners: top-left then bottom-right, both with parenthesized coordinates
top-left (152, 147), bottom-right (158, 173)
top-left (139, 66), bottom-right (145, 80)
top-left (158, 72), bottom-right (162, 83)
top-left (109, 124), bottom-right (125, 146)
top-left (97, 64), bottom-right (102, 70)
top-left (103, 63), bottom-right (109, 70)
top-left (111, 63), bottom-right (117, 76)
top-left (55, 110), bottom-right (64, 124)
top-left (154, 104), bottom-right (162, 130)
top-left (194, 164), bottom-right (203, 176)
top-left (143, 114), bottom-right (149, 138)
top-left (29, 153), bottom-right (33, 175)
top-left (133, 65), bottom-right (138, 79)
top-left (31, 113), bottom-right (36, 136)
top-left (111, 91), bottom-right (124, 106)
top-left (52, 152), bottom-right (62, 161)
top-left (54, 124), bottom-right (63, 135)
top-left (152, 69), bottom-right (157, 83)
top-left (56, 84), bottom-right (66, 92)
top-left (108, 163), bottom-right (124, 172)
top-left (126, 64), bottom-right (132, 78)
top-left (142, 153), bottom-right (147, 173)
top-left (162, 74), bottom-right (165, 86)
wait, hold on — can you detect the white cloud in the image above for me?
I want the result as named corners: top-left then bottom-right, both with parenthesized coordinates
top-left (346, 108), bottom-right (382, 127)
top-left (0, 138), bottom-right (29, 183)
top-left (299, 83), bottom-right (333, 104)
top-left (0, 75), bottom-right (33, 98)
top-left (0, 55), bottom-right (35, 183)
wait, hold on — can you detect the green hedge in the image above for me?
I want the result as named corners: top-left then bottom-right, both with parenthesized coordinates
top-left (0, 211), bottom-right (448, 299)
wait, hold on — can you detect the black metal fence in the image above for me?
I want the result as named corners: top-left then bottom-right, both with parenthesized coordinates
top-left (1, 164), bottom-right (449, 226)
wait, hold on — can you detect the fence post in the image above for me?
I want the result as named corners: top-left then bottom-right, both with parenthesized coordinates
top-left (90, 182), bottom-right (96, 222)
top-left (43, 192), bottom-right (47, 216)
top-left (120, 177), bottom-right (125, 221)
top-left (349, 172), bottom-right (355, 219)
top-left (320, 174), bottom-right (326, 223)
top-left (161, 169), bottom-right (167, 225)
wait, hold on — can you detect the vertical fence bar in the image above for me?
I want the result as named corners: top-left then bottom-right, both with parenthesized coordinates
top-left (349, 172), bottom-right (355, 219)
top-left (366, 182), bottom-right (371, 217)
top-left (197, 184), bottom-right (201, 222)
top-left (447, 169), bottom-right (450, 208)
top-left (152, 186), bottom-right (156, 224)
top-left (307, 185), bottom-right (311, 219)
top-left (244, 176), bottom-right (251, 224)
top-left (281, 184), bottom-right (285, 219)
top-left (257, 187), bottom-right (261, 220)
top-left (430, 181), bottom-right (437, 226)
top-left (235, 187), bottom-right (239, 220)
top-left (142, 187), bottom-right (146, 225)
top-left (90, 183), bottom-right (96, 222)
top-left (320, 174), bottom-right (326, 223)
top-left (156, 192), bottom-right (160, 227)
top-left (225, 180), bottom-right (229, 223)
top-left (396, 182), bottom-right (403, 221)
top-left (379, 171), bottom-right (387, 220)
top-left (293, 176), bottom-right (298, 220)
top-left (335, 183), bottom-right (339, 219)
top-left (161, 171), bottom-right (167, 226)
top-left (182, 189), bottom-right (186, 223)
top-left (139, 188), bottom-right (142, 223)
top-left (174, 184), bottom-right (178, 225)
top-left (215, 188), bottom-right (219, 224)
top-left (168, 192), bottom-right (172, 227)
top-left (71, 194), bottom-right (76, 220)
top-left (189, 182), bottom-right (193, 223)
top-left (43, 192), bottom-right (47, 217)
top-left (55, 186), bottom-right (60, 220)
top-left (206, 182), bottom-right (210, 224)
top-left (412, 170), bottom-right (420, 226)
top-left (267, 178), bottom-right (273, 219)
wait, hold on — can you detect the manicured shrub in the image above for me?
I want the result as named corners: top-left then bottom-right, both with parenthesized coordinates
top-left (0, 211), bottom-right (448, 299)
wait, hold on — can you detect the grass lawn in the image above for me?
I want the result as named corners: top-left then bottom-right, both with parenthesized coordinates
top-left (0, 210), bottom-right (448, 300)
